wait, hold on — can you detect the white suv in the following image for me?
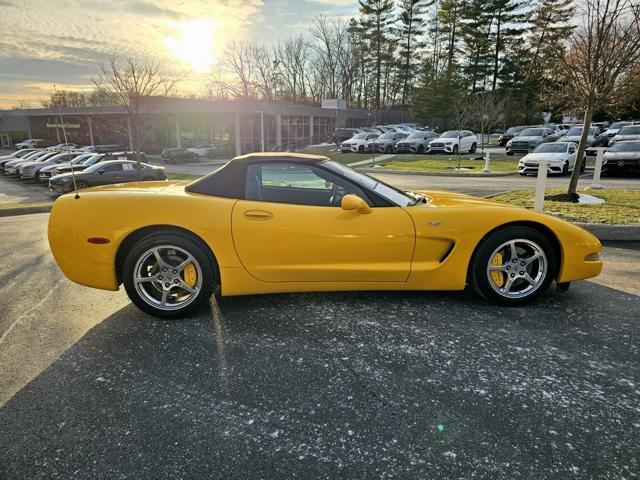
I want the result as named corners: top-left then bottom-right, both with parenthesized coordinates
top-left (15, 139), bottom-right (47, 149)
top-left (341, 133), bottom-right (379, 153)
top-left (428, 131), bottom-right (478, 154)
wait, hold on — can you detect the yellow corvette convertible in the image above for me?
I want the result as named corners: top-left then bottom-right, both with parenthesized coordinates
top-left (48, 153), bottom-right (602, 318)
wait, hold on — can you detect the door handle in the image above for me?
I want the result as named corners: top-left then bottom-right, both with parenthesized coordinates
top-left (244, 210), bottom-right (273, 221)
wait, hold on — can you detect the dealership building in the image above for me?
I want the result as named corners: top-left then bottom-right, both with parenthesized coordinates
top-left (0, 97), bottom-right (405, 154)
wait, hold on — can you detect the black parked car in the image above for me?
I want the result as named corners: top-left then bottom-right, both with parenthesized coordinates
top-left (332, 128), bottom-right (364, 145)
top-left (498, 126), bottom-right (528, 146)
top-left (602, 141), bottom-right (640, 175)
top-left (49, 160), bottom-right (166, 193)
top-left (161, 148), bottom-right (198, 164)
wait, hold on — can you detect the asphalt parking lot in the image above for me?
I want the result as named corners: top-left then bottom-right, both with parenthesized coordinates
top-left (0, 213), bottom-right (639, 479)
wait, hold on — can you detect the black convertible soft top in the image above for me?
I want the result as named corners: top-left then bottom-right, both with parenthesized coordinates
top-left (184, 152), bottom-right (329, 199)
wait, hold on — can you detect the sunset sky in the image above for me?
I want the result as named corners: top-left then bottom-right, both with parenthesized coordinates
top-left (0, 0), bottom-right (359, 109)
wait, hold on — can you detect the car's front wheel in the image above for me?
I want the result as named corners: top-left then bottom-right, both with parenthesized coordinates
top-left (470, 226), bottom-right (557, 305)
top-left (122, 233), bottom-right (217, 319)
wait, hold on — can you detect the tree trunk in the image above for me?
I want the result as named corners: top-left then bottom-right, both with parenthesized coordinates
top-left (567, 103), bottom-right (594, 196)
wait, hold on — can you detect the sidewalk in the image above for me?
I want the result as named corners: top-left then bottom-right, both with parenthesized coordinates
top-left (347, 154), bottom-right (396, 167)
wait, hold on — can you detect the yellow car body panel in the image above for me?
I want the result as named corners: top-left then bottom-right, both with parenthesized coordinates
top-left (47, 181), bottom-right (602, 297)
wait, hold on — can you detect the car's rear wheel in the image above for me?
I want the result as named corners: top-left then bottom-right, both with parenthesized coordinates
top-left (470, 226), bottom-right (557, 305)
top-left (122, 233), bottom-right (217, 319)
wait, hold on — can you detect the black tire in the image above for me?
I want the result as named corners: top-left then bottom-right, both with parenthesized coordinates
top-left (469, 142), bottom-right (477, 154)
top-left (562, 162), bottom-right (569, 176)
top-left (452, 145), bottom-right (459, 155)
top-left (358, 145), bottom-right (365, 153)
top-left (417, 144), bottom-right (424, 154)
top-left (122, 232), bottom-right (217, 319)
top-left (142, 176), bottom-right (155, 181)
top-left (385, 145), bottom-right (393, 154)
top-left (469, 226), bottom-right (557, 306)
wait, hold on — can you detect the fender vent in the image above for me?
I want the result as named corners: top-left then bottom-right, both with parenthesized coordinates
top-left (439, 242), bottom-right (456, 263)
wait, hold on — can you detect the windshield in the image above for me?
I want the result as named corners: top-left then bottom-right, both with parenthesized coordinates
top-left (70, 154), bottom-right (94, 164)
top-left (407, 132), bottom-right (424, 139)
top-left (506, 127), bottom-right (525, 134)
top-left (610, 122), bottom-right (631, 130)
top-left (440, 131), bottom-right (459, 138)
top-left (620, 126), bottom-right (640, 135)
top-left (519, 128), bottom-right (545, 136)
top-left (566, 127), bottom-right (597, 136)
top-left (321, 161), bottom-right (416, 207)
top-left (351, 133), bottom-right (368, 140)
top-left (611, 142), bottom-right (640, 152)
top-left (378, 133), bottom-right (395, 140)
top-left (534, 143), bottom-right (568, 153)
top-left (84, 161), bottom-right (123, 173)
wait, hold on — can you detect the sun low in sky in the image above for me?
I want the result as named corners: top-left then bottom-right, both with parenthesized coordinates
top-left (165, 19), bottom-right (220, 73)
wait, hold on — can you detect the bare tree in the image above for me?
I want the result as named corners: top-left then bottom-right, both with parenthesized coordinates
top-left (468, 91), bottom-right (505, 153)
top-left (94, 55), bottom-right (182, 180)
top-left (556, 0), bottom-right (640, 197)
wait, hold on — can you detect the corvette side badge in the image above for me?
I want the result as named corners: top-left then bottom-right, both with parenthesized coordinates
top-left (429, 220), bottom-right (441, 227)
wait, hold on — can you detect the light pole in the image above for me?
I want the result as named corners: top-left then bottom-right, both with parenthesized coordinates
top-left (253, 110), bottom-right (265, 152)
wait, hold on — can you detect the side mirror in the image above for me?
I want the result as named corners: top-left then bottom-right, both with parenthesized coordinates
top-left (341, 194), bottom-right (371, 214)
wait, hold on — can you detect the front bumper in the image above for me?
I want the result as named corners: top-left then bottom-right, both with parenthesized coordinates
top-left (395, 144), bottom-right (420, 153)
top-left (49, 181), bottom-right (73, 193)
top-left (428, 144), bottom-right (455, 153)
top-left (340, 144), bottom-right (360, 153)
top-left (368, 144), bottom-right (391, 153)
top-left (602, 160), bottom-right (640, 174)
top-left (518, 161), bottom-right (565, 175)
top-left (19, 170), bottom-right (37, 178)
top-left (507, 145), bottom-right (533, 154)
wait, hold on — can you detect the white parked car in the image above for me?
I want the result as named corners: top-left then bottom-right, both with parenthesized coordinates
top-left (428, 130), bottom-right (478, 154)
top-left (562, 126), bottom-right (599, 147)
top-left (518, 142), bottom-right (584, 176)
top-left (187, 144), bottom-right (225, 157)
top-left (50, 143), bottom-right (78, 151)
top-left (18, 152), bottom-right (77, 179)
top-left (4, 151), bottom-right (58, 175)
top-left (609, 125), bottom-right (640, 147)
top-left (340, 133), bottom-right (379, 153)
top-left (15, 139), bottom-right (47, 149)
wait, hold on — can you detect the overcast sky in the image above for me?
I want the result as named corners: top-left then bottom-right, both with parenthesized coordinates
top-left (0, 0), bottom-right (359, 109)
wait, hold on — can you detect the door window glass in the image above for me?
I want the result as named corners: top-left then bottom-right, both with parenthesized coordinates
top-left (101, 164), bottom-right (123, 173)
top-left (246, 163), bottom-right (369, 207)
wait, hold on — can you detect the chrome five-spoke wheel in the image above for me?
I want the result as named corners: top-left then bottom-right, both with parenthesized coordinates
top-left (471, 226), bottom-right (557, 305)
top-left (123, 232), bottom-right (217, 318)
top-left (133, 245), bottom-right (203, 311)
top-left (486, 239), bottom-right (547, 299)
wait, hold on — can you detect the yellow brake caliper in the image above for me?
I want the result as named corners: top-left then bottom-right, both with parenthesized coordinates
top-left (182, 263), bottom-right (198, 288)
top-left (491, 253), bottom-right (505, 287)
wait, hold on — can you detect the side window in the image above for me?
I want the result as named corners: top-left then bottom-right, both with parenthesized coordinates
top-left (122, 163), bottom-right (135, 171)
top-left (101, 164), bottom-right (123, 173)
top-left (245, 163), bottom-right (370, 207)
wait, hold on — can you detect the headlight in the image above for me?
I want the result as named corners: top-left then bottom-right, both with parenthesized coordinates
top-left (506, 140), bottom-right (512, 147)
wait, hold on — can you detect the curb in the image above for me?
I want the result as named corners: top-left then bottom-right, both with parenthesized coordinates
top-left (358, 167), bottom-right (517, 177)
top-left (576, 223), bottom-right (640, 242)
top-left (0, 205), bottom-right (53, 218)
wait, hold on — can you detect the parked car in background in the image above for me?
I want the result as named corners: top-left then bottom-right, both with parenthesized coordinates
top-left (162, 148), bottom-right (199, 163)
top-left (50, 143), bottom-right (78, 151)
top-left (602, 141), bottom-right (640, 175)
top-left (518, 142), bottom-right (583, 176)
top-left (543, 124), bottom-right (569, 138)
top-left (79, 144), bottom-right (123, 153)
top-left (395, 131), bottom-right (439, 154)
top-left (506, 127), bottom-right (554, 155)
top-left (591, 122), bottom-right (609, 133)
top-left (49, 160), bottom-right (166, 193)
top-left (367, 132), bottom-right (408, 153)
top-left (562, 126), bottom-right (599, 151)
top-left (187, 143), bottom-right (228, 158)
top-left (428, 130), bottom-right (478, 154)
top-left (595, 121), bottom-right (632, 146)
top-left (18, 152), bottom-right (79, 179)
top-left (0, 148), bottom-right (36, 163)
top-left (38, 153), bottom-right (97, 181)
top-left (340, 133), bottom-right (379, 153)
top-left (53, 151), bottom-right (147, 175)
top-left (609, 125), bottom-right (640, 146)
top-left (0, 149), bottom-right (41, 172)
top-left (332, 128), bottom-right (365, 145)
top-left (15, 139), bottom-right (47, 149)
top-left (498, 126), bottom-right (527, 146)
top-left (3, 150), bottom-right (59, 175)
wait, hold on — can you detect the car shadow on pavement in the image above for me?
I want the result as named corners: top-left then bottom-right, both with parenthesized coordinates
top-left (1, 284), bottom-right (639, 479)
